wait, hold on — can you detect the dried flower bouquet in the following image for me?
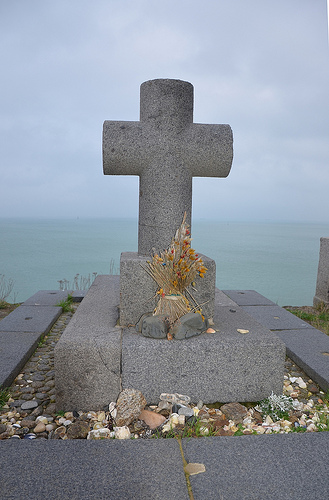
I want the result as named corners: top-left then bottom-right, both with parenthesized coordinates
top-left (144, 213), bottom-right (207, 325)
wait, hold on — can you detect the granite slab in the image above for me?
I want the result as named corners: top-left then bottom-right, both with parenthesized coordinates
top-left (0, 305), bottom-right (62, 334)
top-left (222, 289), bottom-right (276, 306)
top-left (0, 439), bottom-right (189, 500)
top-left (275, 328), bottom-right (329, 392)
top-left (0, 331), bottom-right (41, 387)
top-left (182, 433), bottom-right (329, 500)
top-left (23, 290), bottom-right (71, 306)
top-left (241, 305), bottom-right (311, 330)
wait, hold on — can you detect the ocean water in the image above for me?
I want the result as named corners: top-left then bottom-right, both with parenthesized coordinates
top-left (1, 218), bottom-right (328, 306)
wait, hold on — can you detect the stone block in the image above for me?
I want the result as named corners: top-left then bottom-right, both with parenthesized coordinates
top-left (275, 328), bottom-right (329, 392)
top-left (23, 290), bottom-right (71, 306)
top-left (122, 300), bottom-right (285, 404)
top-left (0, 439), bottom-right (189, 500)
top-left (182, 433), bottom-right (329, 500)
top-left (0, 305), bottom-right (62, 334)
top-left (314, 237), bottom-right (329, 306)
top-left (119, 251), bottom-right (216, 327)
top-left (0, 332), bottom-right (41, 387)
top-left (222, 290), bottom-right (276, 306)
top-left (241, 305), bottom-right (311, 330)
top-left (55, 275), bottom-right (121, 411)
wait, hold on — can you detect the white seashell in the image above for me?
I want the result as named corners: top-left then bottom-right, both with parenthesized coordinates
top-left (178, 415), bottom-right (185, 425)
top-left (170, 413), bottom-right (179, 425)
top-left (237, 329), bottom-right (249, 334)
top-left (97, 411), bottom-right (106, 422)
top-left (199, 426), bottom-right (209, 436)
top-left (114, 426), bottom-right (131, 440)
top-left (162, 423), bottom-right (172, 433)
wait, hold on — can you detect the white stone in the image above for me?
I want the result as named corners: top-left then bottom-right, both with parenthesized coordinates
top-left (114, 426), bottom-right (131, 440)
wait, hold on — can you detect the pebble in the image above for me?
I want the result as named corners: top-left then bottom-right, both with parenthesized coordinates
top-left (1, 303), bottom-right (328, 440)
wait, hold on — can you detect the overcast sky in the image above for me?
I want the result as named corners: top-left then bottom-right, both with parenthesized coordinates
top-left (1, 0), bottom-right (328, 222)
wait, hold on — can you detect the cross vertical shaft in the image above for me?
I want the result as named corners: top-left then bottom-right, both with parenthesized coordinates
top-left (103, 79), bottom-right (233, 256)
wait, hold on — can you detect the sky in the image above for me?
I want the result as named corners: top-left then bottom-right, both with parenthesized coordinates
top-left (0, 0), bottom-right (329, 223)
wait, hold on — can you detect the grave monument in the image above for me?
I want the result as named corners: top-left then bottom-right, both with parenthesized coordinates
top-left (55, 79), bottom-right (285, 410)
top-left (314, 237), bottom-right (329, 306)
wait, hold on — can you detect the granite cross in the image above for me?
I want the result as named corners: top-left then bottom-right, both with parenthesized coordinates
top-left (103, 78), bottom-right (233, 256)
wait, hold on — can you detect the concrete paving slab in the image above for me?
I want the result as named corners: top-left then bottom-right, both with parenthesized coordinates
top-left (122, 304), bottom-right (285, 404)
top-left (23, 290), bottom-right (71, 306)
top-left (0, 332), bottom-right (41, 387)
top-left (0, 305), bottom-right (62, 333)
top-left (0, 439), bottom-right (189, 500)
top-left (182, 433), bottom-right (329, 500)
top-left (222, 289), bottom-right (276, 306)
top-left (275, 328), bottom-right (329, 392)
top-left (241, 305), bottom-right (311, 330)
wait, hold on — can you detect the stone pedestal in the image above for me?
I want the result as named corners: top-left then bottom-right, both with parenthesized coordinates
top-left (55, 275), bottom-right (285, 411)
top-left (119, 252), bottom-right (216, 327)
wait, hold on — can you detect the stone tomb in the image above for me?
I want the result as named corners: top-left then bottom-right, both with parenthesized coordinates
top-left (55, 79), bottom-right (285, 410)
top-left (55, 275), bottom-right (285, 410)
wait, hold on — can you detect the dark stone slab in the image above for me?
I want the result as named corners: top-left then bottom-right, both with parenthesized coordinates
top-left (241, 305), bottom-right (311, 330)
top-left (71, 290), bottom-right (87, 302)
top-left (23, 290), bottom-right (71, 306)
top-left (0, 439), bottom-right (189, 500)
top-left (222, 290), bottom-right (276, 306)
top-left (182, 433), bottom-right (329, 500)
top-left (275, 328), bottom-right (329, 392)
top-left (0, 332), bottom-right (41, 387)
top-left (0, 305), bottom-right (62, 334)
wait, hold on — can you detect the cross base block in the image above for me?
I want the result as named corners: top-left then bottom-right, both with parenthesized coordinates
top-left (119, 252), bottom-right (216, 327)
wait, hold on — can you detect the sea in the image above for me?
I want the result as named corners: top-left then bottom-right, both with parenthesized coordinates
top-left (1, 218), bottom-right (329, 306)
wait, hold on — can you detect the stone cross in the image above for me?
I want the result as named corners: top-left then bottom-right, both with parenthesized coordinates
top-left (103, 79), bottom-right (233, 256)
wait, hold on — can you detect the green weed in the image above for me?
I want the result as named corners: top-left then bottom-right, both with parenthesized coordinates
top-left (56, 294), bottom-right (74, 313)
top-left (0, 388), bottom-right (10, 409)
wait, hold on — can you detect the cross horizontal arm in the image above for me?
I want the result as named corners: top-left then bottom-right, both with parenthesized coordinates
top-left (103, 121), bottom-right (145, 176)
top-left (183, 123), bottom-right (233, 177)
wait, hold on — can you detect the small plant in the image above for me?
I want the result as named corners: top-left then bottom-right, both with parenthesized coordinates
top-left (0, 274), bottom-right (15, 307)
top-left (0, 387), bottom-right (10, 409)
top-left (58, 272), bottom-right (98, 291)
top-left (56, 294), bottom-right (74, 313)
top-left (55, 411), bottom-right (65, 417)
top-left (256, 392), bottom-right (294, 422)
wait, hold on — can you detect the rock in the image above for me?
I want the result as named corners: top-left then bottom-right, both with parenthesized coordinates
top-left (308, 384), bottom-right (319, 394)
top-left (220, 403), bottom-right (248, 423)
top-left (66, 420), bottom-right (90, 439)
top-left (0, 424), bottom-right (7, 434)
top-left (160, 393), bottom-right (191, 405)
top-left (184, 463), bottom-right (206, 476)
top-left (157, 400), bottom-right (172, 411)
top-left (33, 423), bottom-right (46, 433)
top-left (20, 419), bottom-right (36, 429)
top-left (20, 400), bottom-right (38, 411)
top-left (178, 406), bottom-right (194, 418)
top-left (140, 315), bottom-right (167, 339)
top-left (115, 389), bottom-right (147, 427)
top-left (170, 312), bottom-right (206, 340)
top-left (114, 426), bottom-right (131, 439)
top-left (139, 410), bottom-right (166, 430)
top-left (213, 416), bottom-right (230, 429)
